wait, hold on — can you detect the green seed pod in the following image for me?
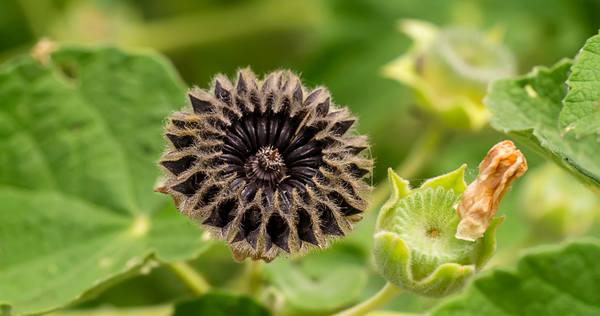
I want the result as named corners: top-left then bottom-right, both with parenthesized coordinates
top-left (373, 166), bottom-right (504, 298)
top-left (520, 163), bottom-right (600, 239)
top-left (383, 20), bottom-right (516, 130)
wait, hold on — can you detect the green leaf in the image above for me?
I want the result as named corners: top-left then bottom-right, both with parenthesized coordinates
top-left (430, 238), bottom-right (600, 316)
top-left (0, 47), bottom-right (211, 316)
top-left (560, 33), bottom-right (600, 137)
top-left (264, 259), bottom-right (368, 313)
top-left (172, 292), bottom-right (270, 316)
top-left (484, 59), bottom-right (600, 193)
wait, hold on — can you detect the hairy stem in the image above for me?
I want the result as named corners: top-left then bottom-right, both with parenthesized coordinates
top-left (333, 283), bottom-right (403, 316)
top-left (167, 261), bottom-right (211, 296)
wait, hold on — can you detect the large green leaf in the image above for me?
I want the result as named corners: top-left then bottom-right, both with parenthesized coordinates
top-left (172, 292), bottom-right (270, 316)
top-left (0, 47), bottom-right (211, 315)
top-left (560, 33), bottom-right (600, 137)
top-left (430, 238), bottom-right (600, 316)
top-left (484, 59), bottom-right (600, 193)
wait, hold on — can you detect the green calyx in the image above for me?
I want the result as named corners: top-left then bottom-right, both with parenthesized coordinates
top-left (383, 20), bottom-right (516, 130)
top-left (373, 166), bottom-right (504, 298)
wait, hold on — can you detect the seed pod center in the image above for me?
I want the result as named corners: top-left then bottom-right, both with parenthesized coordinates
top-left (245, 146), bottom-right (287, 187)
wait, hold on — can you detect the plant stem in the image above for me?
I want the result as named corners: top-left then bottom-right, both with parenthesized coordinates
top-left (333, 283), bottom-right (403, 316)
top-left (167, 261), bottom-right (211, 296)
top-left (247, 259), bottom-right (264, 296)
top-left (228, 258), bottom-right (265, 296)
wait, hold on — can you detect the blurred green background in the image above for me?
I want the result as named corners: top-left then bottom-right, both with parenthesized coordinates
top-left (2, 0), bottom-right (600, 315)
top-left (4, 0), bottom-right (600, 186)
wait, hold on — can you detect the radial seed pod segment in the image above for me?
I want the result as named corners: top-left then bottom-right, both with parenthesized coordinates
top-left (157, 69), bottom-right (373, 262)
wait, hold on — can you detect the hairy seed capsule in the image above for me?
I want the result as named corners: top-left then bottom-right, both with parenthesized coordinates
top-left (373, 166), bottom-right (504, 298)
top-left (157, 69), bottom-right (373, 262)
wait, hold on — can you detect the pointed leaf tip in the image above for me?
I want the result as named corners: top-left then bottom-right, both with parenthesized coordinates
top-left (420, 164), bottom-right (467, 194)
top-left (375, 169), bottom-right (411, 232)
top-left (388, 168), bottom-right (411, 202)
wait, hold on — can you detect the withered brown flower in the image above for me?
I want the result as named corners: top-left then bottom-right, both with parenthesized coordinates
top-left (158, 69), bottom-right (372, 262)
top-left (455, 140), bottom-right (527, 241)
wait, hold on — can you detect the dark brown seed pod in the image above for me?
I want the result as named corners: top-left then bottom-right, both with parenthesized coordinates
top-left (157, 69), bottom-right (373, 262)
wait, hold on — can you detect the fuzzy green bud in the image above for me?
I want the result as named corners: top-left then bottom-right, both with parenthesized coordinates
top-left (373, 166), bottom-right (504, 298)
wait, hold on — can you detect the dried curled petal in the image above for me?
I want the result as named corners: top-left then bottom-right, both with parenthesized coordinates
top-left (158, 69), bottom-right (373, 262)
top-left (455, 140), bottom-right (527, 241)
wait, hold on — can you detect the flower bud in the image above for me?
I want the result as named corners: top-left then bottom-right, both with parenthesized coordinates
top-left (383, 20), bottom-right (516, 130)
top-left (373, 165), bottom-right (504, 298)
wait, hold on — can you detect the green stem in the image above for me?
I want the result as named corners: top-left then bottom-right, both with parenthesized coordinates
top-left (226, 258), bottom-right (264, 297)
top-left (167, 261), bottom-right (211, 296)
top-left (333, 283), bottom-right (403, 316)
top-left (247, 259), bottom-right (264, 296)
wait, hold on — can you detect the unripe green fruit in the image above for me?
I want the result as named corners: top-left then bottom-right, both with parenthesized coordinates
top-left (421, 28), bottom-right (516, 104)
top-left (373, 166), bottom-right (503, 298)
top-left (383, 20), bottom-right (516, 130)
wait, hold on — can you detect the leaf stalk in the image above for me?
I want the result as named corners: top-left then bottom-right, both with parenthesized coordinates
top-left (332, 282), bottom-right (403, 316)
top-left (167, 261), bottom-right (211, 296)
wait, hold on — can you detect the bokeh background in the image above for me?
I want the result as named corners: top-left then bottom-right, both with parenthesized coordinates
top-left (2, 0), bottom-right (600, 315)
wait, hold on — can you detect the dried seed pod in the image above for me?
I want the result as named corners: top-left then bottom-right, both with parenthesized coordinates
top-left (455, 140), bottom-right (527, 241)
top-left (158, 69), bottom-right (372, 262)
